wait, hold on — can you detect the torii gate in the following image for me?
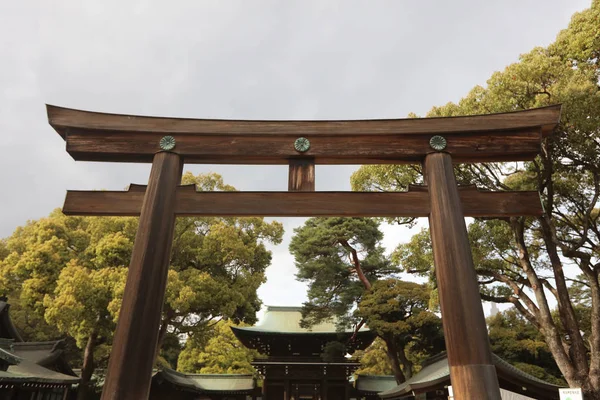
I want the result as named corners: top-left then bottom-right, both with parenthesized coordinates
top-left (47, 104), bottom-right (561, 400)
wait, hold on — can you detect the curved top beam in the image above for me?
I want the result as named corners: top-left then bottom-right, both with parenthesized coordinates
top-left (48, 104), bottom-right (561, 138)
top-left (46, 104), bottom-right (561, 165)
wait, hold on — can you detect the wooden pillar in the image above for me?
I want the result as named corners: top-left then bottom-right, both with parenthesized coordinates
top-left (101, 151), bottom-right (183, 400)
top-left (288, 159), bottom-right (315, 191)
top-left (424, 152), bottom-right (501, 400)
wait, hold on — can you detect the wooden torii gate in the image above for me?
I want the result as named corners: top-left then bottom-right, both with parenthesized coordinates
top-left (47, 104), bottom-right (561, 400)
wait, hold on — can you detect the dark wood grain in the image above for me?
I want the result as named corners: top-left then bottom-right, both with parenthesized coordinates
top-left (424, 152), bottom-right (501, 400)
top-left (101, 152), bottom-right (182, 400)
top-left (48, 104), bottom-right (561, 137)
top-left (63, 128), bottom-right (544, 164)
top-left (289, 160), bottom-right (315, 191)
top-left (62, 188), bottom-right (542, 217)
top-left (451, 365), bottom-right (501, 400)
top-left (49, 103), bottom-right (560, 400)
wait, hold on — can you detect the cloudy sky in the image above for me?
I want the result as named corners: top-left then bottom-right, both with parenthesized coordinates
top-left (0, 1), bottom-right (591, 312)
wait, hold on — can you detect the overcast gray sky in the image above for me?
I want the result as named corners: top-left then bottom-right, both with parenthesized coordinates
top-left (0, 0), bottom-right (591, 310)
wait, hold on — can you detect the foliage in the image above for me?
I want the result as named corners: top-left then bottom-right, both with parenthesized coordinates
top-left (290, 217), bottom-right (443, 383)
top-left (0, 239), bottom-right (8, 261)
top-left (162, 172), bottom-right (284, 338)
top-left (487, 310), bottom-right (565, 385)
top-left (156, 332), bottom-right (183, 369)
top-left (177, 320), bottom-right (260, 374)
top-left (44, 261), bottom-right (128, 349)
top-left (353, 338), bottom-right (393, 376)
top-left (320, 341), bottom-right (347, 362)
top-left (290, 217), bottom-right (396, 326)
top-left (351, 1), bottom-right (600, 396)
top-left (0, 172), bottom-right (283, 398)
top-left (357, 279), bottom-right (445, 374)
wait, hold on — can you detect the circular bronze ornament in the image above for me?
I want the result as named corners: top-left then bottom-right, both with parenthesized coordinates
top-left (159, 135), bottom-right (176, 151)
top-left (294, 137), bottom-right (311, 152)
top-left (429, 135), bottom-right (447, 151)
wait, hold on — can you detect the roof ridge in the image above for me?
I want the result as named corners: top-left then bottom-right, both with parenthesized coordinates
top-left (491, 353), bottom-right (562, 388)
top-left (0, 347), bottom-right (22, 365)
top-left (356, 374), bottom-right (396, 379)
top-left (266, 305), bottom-right (304, 312)
top-left (160, 368), bottom-right (253, 379)
top-left (12, 340), bottom-right (63, 347)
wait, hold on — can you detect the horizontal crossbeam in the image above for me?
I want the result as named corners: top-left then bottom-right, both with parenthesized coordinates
top-left (47, 105), bottom-right (561, 165)
top-left (62, 185), bottom-right (543, 217)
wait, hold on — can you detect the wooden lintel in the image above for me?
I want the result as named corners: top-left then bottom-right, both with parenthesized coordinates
top-left (62, 129), bottom-right (543, 165)
top-left (47, 104), bottom-right (562, 165)
top-left (63, 187), bottom-right (542, 217)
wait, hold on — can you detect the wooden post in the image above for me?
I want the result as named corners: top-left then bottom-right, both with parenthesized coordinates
top-left (288, 159), bottom-right (315, 191)
top-left (101, 151), bottom-right (183, 400)
top-left (424, 152), bottom-right (501, 400)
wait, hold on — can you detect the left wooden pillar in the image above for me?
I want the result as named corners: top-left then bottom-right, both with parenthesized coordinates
top-left (101, 151), bottom-right (182, 400)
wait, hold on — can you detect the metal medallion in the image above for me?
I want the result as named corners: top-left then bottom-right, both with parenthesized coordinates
top-left (294, 137), bottom-right (311, 152)
top-left (429, 135), bottom-right (447, 151)
top-left (159, 135), bottom-right (176, 151)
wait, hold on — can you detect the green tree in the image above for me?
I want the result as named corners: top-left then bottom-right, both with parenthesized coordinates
top-left (290, 217), bottom-right (395, 323)
top-left (44, 260), bottom-right (128, 399)
top-left (0, 239), bottom-right (8, 261)
top-left (357, 279), bottom-right (444, 381)
top-left (158, 172), bottom-right (283, 353)
top-left (290, 217), bottom-right (442, 383)
top-left (0, 211), bottom-right (133, 399)
top-left (488, 309), bottom-right (565, 385)
top-left (354, 338), bottom-right (393, 376)
top-left (0, 172), bottom-right (283, 399)
top-left (177, 320), bottom-right (259, 374)
top-left (352, 2), bottom-right (600, 396)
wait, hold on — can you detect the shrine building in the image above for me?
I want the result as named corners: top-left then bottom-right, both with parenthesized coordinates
top-left (232, 306), bottom-right (377, 400)
top-left (0, 297), bottom-right (79, 399)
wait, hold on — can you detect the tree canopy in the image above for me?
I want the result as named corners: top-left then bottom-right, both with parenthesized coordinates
top-left (290, 217), bottom-right (395, 326)
top-left (290, 217), bottom-right (442, 383)
top-left (352, 1), bottom-right (600, 396)
top-left (357, 279), bottom-right (444, 380)
top-left (487, 309), bottom-right (565, 386)
top-left (177, 320), bottom-right (260, 375)
top-left (0, 172), bottom-right (283, 399)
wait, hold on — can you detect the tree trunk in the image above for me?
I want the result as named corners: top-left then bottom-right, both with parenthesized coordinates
top-left (582, 385), bottom-right (600, 400)
top-left (382, 335), bottom-right (406, 384)
top-left (340, 240), bottom-right (407, 384)
top-left (396, 345), bottom-right (413, 380)
top-left (339, 239), bottom-right (372, 290)
top-left (586, 277), bottom-right (600, 396)
top-left (539, 216), bottom-right (589, 373)
top-left (154, 318), bottom-right (170, 365)
top-left (506, 217), bottom-right (581, 387)
top-left (77, 332), bottom-right (98, 400)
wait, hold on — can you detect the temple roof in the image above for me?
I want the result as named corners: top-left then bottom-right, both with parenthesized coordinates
top-left (233, 306), bottom-right (368, 334)
top-left (231, 306), bottom-right (375, 356)
top-left (354, 374), bottom-right (397, 393)
top-left (152, 368), bottom-right (254, 394)
top-left (0, 299), bottom-right (76, 377)
top-left (11, 341), bottom-right (68, 365)
top-left (378, 353), bottom-right (563, 399)
top-left (0, 345), bottom-right (79, 385)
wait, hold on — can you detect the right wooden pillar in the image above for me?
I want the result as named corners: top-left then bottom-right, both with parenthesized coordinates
top-left (424, 152), bottom-right (501, 400)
